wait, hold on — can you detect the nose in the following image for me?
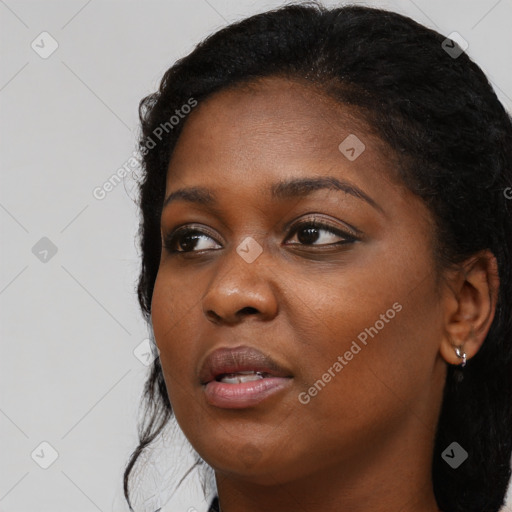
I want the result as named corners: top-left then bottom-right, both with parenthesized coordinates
top-left (201, 244), bottom-right (279, 325)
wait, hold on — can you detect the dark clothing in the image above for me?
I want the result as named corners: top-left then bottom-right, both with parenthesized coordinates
top-left (208, 496), bottom-right (220, 511)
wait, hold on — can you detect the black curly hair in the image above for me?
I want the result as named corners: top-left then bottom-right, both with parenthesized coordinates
top-left (123, 3), bottom-right (512, 511)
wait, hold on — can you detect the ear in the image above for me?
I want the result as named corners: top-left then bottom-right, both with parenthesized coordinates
top-left (439, 250), bottom-right (500, 366)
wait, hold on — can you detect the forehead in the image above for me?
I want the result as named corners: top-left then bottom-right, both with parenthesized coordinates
top-left (166, 76), bottom-right (399, 199)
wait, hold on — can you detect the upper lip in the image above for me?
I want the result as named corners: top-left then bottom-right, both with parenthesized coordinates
top-left (199, 345), bottom-right (293, 385)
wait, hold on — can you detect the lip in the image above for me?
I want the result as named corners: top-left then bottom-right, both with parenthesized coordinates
top-left (199, 345), bottom-right (293, 409)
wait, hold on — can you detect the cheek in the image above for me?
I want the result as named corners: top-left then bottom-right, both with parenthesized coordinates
top-left (290, 251), bottom-right (442, 426)
top-left (150, 270), bottom-right (202, 394)
top-left (151, 266), bottom-right (199, 342)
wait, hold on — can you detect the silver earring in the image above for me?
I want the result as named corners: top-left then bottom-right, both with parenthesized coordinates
top-left (454, 346), bottom-right (467, 367)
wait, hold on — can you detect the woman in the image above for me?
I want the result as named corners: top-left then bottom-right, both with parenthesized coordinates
top-left (123, 3), bottom-right (512, 511)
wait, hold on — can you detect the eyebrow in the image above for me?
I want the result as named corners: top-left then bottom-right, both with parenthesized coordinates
top-left (162, 176), bottom-right (382, 213)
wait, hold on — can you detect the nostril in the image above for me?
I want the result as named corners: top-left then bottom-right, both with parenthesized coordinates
top-left (238, 306), bottom-right (259, 315)
top-left (205, 306), bottom-right (259, 324)
top-left (206, 310), bottom-right (222, 323)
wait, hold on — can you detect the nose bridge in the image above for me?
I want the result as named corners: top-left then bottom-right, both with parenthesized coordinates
top-left (201, 234), bottom-right (278, 323)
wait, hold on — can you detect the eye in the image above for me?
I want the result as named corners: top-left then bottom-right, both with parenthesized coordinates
top-left (163, 218), bottom-right (358, 255)
top-left (163, 225), bottom-right (221, 254)
top-left (284, 219), bottom-right (357, 247)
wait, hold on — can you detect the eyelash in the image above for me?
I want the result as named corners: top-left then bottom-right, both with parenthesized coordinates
top-left (163, 219), bottom-right (358, 255)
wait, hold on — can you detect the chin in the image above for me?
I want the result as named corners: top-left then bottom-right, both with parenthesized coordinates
top-left (203, 445), bottom-right (307, 486)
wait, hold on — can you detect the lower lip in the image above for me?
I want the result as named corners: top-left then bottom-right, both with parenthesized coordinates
top-left (203, 377), bottom-right (292, 409)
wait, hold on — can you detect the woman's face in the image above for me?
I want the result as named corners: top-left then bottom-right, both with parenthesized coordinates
top-left (151, 77), bottom-right (449, 486)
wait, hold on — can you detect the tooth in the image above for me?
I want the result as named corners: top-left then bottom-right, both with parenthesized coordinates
top-left (219, 372), bottom-right (265, 384)
top-left (220, 376), bottom-right (242, 384)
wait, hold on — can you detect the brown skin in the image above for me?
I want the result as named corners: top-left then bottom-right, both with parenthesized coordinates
top-left (150, 77), bottom-right (499, 512)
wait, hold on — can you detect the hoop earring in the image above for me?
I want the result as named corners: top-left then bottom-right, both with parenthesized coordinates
top-left (454, 345), bottom-right (467, 367)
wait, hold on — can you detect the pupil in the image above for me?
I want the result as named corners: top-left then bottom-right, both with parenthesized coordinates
top-left (180, 233), bottom-right (200, 251)
top-left (297, 226), bottom-right (319, 244)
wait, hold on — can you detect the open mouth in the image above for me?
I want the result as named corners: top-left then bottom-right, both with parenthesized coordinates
top-left (199, 345), bottom-right (293, 409)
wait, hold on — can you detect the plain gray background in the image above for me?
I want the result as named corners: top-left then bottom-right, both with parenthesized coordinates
top-left (1, 1), bottom-right (511, 511)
